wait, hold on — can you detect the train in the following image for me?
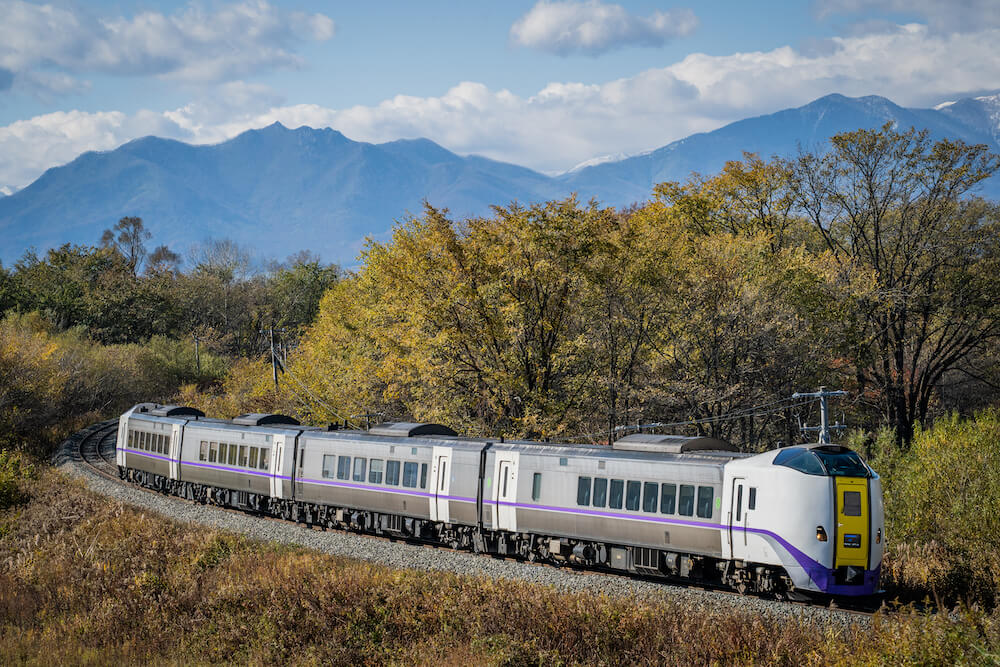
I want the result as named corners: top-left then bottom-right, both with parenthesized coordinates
top-left (116, 403), bottom-right (884, 599)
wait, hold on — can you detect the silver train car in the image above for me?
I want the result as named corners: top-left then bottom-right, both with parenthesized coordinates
top-left (116, 403), bottom-right (884, 598)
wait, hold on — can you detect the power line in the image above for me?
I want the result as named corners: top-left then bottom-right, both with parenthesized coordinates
top-left (275, 355), bottom-right (357, 428)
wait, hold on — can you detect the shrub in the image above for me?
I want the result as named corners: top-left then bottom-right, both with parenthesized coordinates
top-left (873, 411), bottom-right (1000, 606)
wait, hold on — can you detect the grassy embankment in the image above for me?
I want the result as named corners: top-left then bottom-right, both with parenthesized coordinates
top-left (0, 460), bottom-right (998, 665)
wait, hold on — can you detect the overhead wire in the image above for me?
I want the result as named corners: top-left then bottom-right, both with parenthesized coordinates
top-left (275, 355), bottom-right (358, 428)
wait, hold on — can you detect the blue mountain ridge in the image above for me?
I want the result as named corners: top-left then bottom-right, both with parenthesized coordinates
top-left (2, 92), bottom-right (998, 266)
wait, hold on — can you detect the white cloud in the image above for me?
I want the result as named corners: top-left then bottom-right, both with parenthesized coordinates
top-left (0, 0), bottom-right (335, 95)
top-left (2, 20), bottom-right (1000, 191)
top-left (510, 0), bottom-right (697, 55)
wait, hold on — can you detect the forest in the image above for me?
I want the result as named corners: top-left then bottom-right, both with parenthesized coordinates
top-left (3, 123), bottom-right (1000, 455)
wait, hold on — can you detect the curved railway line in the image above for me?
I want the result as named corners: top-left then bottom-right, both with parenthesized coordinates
top-left (58, 420), bottom-right (883, 622)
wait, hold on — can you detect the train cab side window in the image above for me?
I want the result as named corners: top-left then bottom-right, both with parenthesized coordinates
top-left (660, 483), bottom-right (676, 514)
top-left (386, 460), bottom-right (400, 485)
top-left (643, 482), bottom-right (658, 513)
top-left (322, 455), bottom-right (336, 479)
top-left (403, 462), bottom-right (418, 488)
top-left (577, 477), bottom-right (592, 506)
top-left (420, 463), bottom-right (428, 489)
top-left (249, 447), bottom-right (259, 469)
top-left (199, 441), bottom-right (208, 461)
top-left (609, 479), bottom-right (624, 509)
top-left (239, 445), bottom-right (249, 468)
top-left (337, 456), bottom-right (351, 480)
top-left (749, 488), bottom-right (757, 510)
top-left (369, 459), bottom-right (384, 484)
top-left (696, 486), bottom-right (714, 518)
top-left (259, 448), bottom-right (270, 470)
top-left (532, 472), bottom-right (542, 501)
top-left (626, 481), bottom-right (641, 511)
top-left (592, 477), bottom-right (608, 507)
top-left (678, 485), bottom-right (695, 516)
top-left (354, 457), bottom-right (367, 482)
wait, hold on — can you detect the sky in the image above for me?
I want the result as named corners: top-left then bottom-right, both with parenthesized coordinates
top-left (1, 0), bottom-right (999, 194)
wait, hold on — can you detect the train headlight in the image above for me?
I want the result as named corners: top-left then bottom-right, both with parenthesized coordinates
top-left (876, 528), bottom-right (882, 544)
top-left (816, 526), bottom-right (828, 542)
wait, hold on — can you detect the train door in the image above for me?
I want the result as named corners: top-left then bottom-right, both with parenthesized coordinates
top-left (270, 435), bottom-right (285, 499)
top-left (430, 446), bottom-right (453, 523)
top-left (834, 477), bottom-right (869, 569)
top-left (169, 424), bottom-right (181, 480)
top-left (493, 452), bottom-right (519, 532)
top-left (729, 477), bottom-right (748, 560)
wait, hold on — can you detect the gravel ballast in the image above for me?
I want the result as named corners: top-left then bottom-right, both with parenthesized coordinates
top-left (54, 423), bottom-right (872, 628)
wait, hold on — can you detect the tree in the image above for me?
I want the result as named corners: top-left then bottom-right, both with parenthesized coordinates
top-left (100, 216), bottom-right (150, 276)
top-left (790, 123), bottom-right (1000, 445)
top-left (146, 245), bottom-right (181, 275)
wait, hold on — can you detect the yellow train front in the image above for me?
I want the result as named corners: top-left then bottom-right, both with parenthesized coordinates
top-left (723, 444), bottom-right (884, 597)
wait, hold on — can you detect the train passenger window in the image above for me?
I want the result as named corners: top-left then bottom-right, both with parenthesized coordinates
top-left (354, 457), bottom-right (367, 482)
top-left (322, 455), bottom-right (335, 478)
top-left (229, 444), bottom-right (238, 466)
top-left (259, 448), bottom-right (269, 470)
top-left (239, 445), bottom-right (248, 467)
top-left (420, 463), bottom-right (428, 489)
top-left (403, 462), bottom-right (418, 488)
top-left (609, 479), bottom-right (624, 509)
top-left (678, 485), bottom-right (695, 516)
top-left (532, 473), bottom-right (542, 501)
top-left (643, 482), bottom-right (658, 513)
top-left (369, 459), bottom-right (384, 484)
top-left (249, 447), bottom-right (259, 469)
top-left (386, 460), bottom-right (400, 485)
top-left (696, 486), bottom-right (713, 518)
top-left (843, 491), bottom-right (861, 516)
top-left (157, 434), bottom-right (164, 453)
top-left (660, 483), bottom-right (676, 514)
top-left (209, 442), bottom-right (218, 463)
top-left (576, 477), bottom-right (592, 506)
top-left (626, 481), bottom-right (641, 511)
top-left (337, 456), bottom-right (351, 480)
top-left (299, 448), bottom-right (305, 468)
top-left (199, 441), bottom-right (208, 461)
top-left (137, 432), bottom-right (143, 450)
top-left (736, 485), bottom-right (742, 521)
top-left (592, 477), bottom-right (608, 507)
top-left (218, 442), bottom-right (228, 463)
top-left (127, 430), bottom-right (134, 447)
top-left (748, 488), bottom-right (757, 510)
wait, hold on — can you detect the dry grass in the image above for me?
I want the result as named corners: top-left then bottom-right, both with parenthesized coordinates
top-left (0, 468), bottom-right (998, 665)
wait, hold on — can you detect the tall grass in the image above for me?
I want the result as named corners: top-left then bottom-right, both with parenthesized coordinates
top-left (1, 467), bottom-right (998, 664)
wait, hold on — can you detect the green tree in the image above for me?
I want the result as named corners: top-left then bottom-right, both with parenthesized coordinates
top-left (790, 124), bottom-right (1000, 445)
top-left (100, 216), bottom-right (151, 276)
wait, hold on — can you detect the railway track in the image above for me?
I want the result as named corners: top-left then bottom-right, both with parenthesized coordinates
top-left (61, 420), bottom-right (882, 619)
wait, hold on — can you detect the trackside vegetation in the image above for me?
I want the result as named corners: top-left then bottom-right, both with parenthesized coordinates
top-left (1, 468), bottom-right (998, 665)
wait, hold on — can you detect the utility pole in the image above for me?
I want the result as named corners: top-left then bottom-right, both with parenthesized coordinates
top-left (193, 334), bottom-right (201, 374)
top-left (792, 387), bottom-right (848, 444)
top-left (261, 326), bottom-right (287, 392)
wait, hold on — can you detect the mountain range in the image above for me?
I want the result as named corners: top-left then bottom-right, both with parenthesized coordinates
top-left (2, 92), bottom-right (999, 266)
